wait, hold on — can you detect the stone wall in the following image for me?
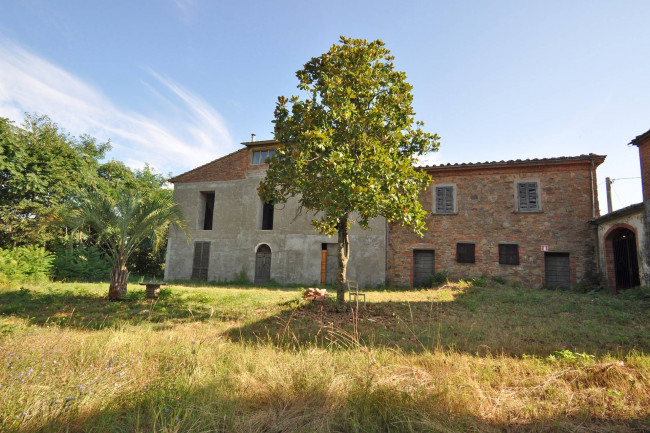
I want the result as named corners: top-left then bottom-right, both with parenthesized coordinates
top-left (165, 145), bottom-right (387, 286)
top-left (388, 157), bottom-right (603, 288)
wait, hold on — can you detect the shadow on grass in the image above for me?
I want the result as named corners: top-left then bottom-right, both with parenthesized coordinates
top-left (226, 285), bottom-right (650, 357)
top-left (0, 287), bottom-right (217, 330)
top-left (9, 378), bottom-right (650, 433)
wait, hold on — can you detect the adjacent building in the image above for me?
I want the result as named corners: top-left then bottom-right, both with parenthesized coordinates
top-left (591, 129), bottom-right (649, 291)
top-left (388, 155), bottom-right (604, 288)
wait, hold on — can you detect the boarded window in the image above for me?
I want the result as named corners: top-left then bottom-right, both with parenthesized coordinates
top-left (517, 182), bottom-right (539, 211)
top-left (200, 192), bottom-right (215, 230)
top-left (261, 202), bottom-right (274, 230)
top-left (456, 243), bottom-right (475, 264)
top-left (191, 241), bottom-right (210, 281)
top-left (435, 186), bottom-right (454, 214)
top-left (499, 244), bottom-right (519, 265)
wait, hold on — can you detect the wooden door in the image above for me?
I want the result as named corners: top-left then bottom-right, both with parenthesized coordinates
top-left (544, 252), bottom-right (570, 289)
top-left (254, 244), bottom-right (271, 284)
top-left (413, 250), bottom-right (435, 287)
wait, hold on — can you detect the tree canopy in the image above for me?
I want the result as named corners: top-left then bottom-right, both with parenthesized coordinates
top-left (0, 114), bottom-right (175, 280)
top-left (259, 37), bottom-right (440, 304)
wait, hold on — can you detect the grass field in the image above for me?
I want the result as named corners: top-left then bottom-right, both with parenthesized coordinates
top-left (1, 280), bottom-right (649, 432)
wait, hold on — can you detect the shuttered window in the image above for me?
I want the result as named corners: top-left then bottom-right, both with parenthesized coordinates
top-left (191, 241), bottom-right (210, 281)
top-left (457, 243), bottom-right (475, 264)
top-left (499, 244), bottom-right (519, 265)
top-left (517, 182), bottom-right (539, 211)
top-left (435, 186), bottom-right (454, 214)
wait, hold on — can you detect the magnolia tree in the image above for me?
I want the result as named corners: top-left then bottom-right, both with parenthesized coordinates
top-left (259, 37), bottom-right (440, 305)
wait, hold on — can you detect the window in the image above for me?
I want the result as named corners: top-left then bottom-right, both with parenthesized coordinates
top-left (261, 202), bottom-right (274, 230)
top-left (433, 184), bottom-right (456, 214)
top-left (456, 243), bottom-right (475, 264)
top-left (191, 241), bottom-right (210, 281)
top-left (199, 192), bottom-right (215, 230)
top-left (517, 181), bottom-right (539, 212)
top-left (252, 149), bottom-right (276, 165)
top-left (499, 244), bottom-right (519, 265)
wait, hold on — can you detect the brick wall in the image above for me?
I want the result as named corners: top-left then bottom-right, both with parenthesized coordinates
top-left (388, 157), bottom-right (603, 288)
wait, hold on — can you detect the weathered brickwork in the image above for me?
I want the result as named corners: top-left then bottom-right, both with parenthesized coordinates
top-left (632, 131), bottom-right (650, 201)
top-left (169, 148), bottom-right (249, 183)
top-left (388, 156), bottom-right (605, 288)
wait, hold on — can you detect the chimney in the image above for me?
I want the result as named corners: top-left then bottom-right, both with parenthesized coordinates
top-left (251, 133), bottom-right (256, 142)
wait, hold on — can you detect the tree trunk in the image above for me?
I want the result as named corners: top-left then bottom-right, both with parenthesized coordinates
top-left (336, 215), bottom-right (350, 306)
top-left (109, 264), bottom-right (130, 301)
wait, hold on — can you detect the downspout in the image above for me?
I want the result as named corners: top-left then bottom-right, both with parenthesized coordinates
top-left (590, 157), bottom-right (601, 284)
top-left (590, 158), bottom-right (596, 219)
top-left (385, 218), bottom-right (389, 286)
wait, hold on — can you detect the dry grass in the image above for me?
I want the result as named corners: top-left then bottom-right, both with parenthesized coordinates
top-left (0, 281), bottom-right (649, 432)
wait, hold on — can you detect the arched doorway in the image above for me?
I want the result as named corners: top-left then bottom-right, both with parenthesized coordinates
top-left (254, 244), bottom-right (271, 284)
top-left (607, 227), bottom-right (640, 290)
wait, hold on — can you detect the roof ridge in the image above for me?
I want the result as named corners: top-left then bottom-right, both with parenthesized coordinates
top-left (418, 153), bottom-right (606, 170)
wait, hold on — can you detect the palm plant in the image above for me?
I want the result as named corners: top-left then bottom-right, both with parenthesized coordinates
top-left (68, 191), bottom-right (188, 300)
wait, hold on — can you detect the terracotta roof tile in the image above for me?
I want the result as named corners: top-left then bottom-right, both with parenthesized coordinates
top-left (418, 154), bottom-right (606, 170)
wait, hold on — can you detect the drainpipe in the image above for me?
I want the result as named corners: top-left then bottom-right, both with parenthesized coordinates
top-left (590, 158), bottom-right (596, 218)
top-left (385, 218), bottom-right (389, 286)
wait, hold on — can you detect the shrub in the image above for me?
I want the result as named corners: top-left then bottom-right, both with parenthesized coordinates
top-left (426, 272), bottom-right (449, 287)
top-left (53, 246), bottom-right (112, 282)
top-left (0, 246), bottom-right (54, 285)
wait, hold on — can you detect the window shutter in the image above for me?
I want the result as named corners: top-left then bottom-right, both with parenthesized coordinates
top-left (499, 244), bottom-right (519, 265)
top-left (436, 186), bottom-right (454, 213)
top-left (518, 182), bottom-right (538, 211)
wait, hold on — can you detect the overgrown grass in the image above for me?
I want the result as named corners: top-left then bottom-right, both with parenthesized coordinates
top-left (1, 281), bottom-right (649, 432)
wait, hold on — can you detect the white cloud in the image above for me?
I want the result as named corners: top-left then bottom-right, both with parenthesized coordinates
top-left (0, 37), bottom-right (234, 175)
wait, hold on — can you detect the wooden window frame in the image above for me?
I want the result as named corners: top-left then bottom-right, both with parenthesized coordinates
top-left (252, 149), bottom-right (276, 165)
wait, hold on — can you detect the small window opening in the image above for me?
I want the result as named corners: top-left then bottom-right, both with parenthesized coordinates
top-left (261, 202), bottom-right (274, 230)
top-left (200, 192), bottom-right (215, 230)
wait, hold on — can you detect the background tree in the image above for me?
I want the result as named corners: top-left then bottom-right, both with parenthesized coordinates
top-left (0, 115), bottom-right (110, 249)
top-left (67, 191), bottom-right (188, 300)
top-left (259, 37), bottom-right (440, 305)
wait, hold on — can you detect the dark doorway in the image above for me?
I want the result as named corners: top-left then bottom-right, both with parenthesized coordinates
top-left (612, 229), bottom-right (640, 290)
top-left (413, 250), bottom-right (435, 287)
top-left (544, 252), bottom-right (570, 289)
top-left (254, 244), bottom-right (272, 284)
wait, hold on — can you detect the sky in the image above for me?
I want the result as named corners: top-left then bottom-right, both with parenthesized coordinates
top-left (0, 0), bottom-right (648, 213)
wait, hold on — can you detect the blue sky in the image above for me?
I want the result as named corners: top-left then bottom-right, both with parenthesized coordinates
top-left (1, 0), bottom-right (648, 212)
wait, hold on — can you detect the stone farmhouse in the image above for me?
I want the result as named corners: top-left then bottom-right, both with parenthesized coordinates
top-left (164, 133), bottom-right (646, 290)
